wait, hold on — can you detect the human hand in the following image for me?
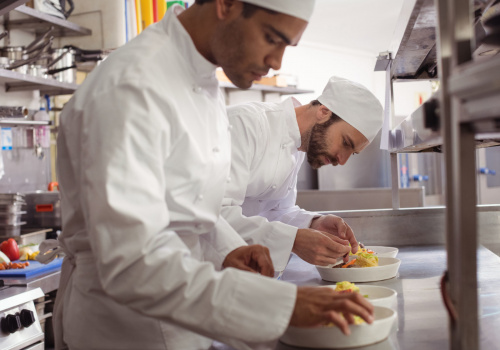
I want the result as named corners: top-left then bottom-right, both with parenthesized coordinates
top-left (292, 229), bottom-right (350, 266)
top-left (222, 245), bottom-right (274, 277)
top-left (290, 286), bottom-right (374, 335)
top-left (310, 215), bottom-right (358, 257)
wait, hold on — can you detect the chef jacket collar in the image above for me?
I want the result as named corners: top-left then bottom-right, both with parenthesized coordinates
top-left (282, 97), bottom-right (302, 149)
top-left (163, 5), bottom-right (220, 97)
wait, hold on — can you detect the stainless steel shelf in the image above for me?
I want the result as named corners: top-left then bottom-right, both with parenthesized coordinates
top-left (0, 68), bottom-right (78, 95)
top-left (8, 5), bottom-right (91, 37)
top-left (449, 55), bottom-right (500, 125)
top-left (0, 0), bottom-right (28, 16)
top-left (219, 81), bottom-right (314, 95)
top-left (0, 119), bottom-right (52, 126)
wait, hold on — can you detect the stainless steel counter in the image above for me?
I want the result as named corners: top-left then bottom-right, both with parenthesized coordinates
top-left (212, 245), bottom-right (500, 350)
top-left (0, 269), bottom-right (60, 294)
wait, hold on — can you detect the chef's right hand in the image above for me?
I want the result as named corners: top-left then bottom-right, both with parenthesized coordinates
top-left (222, 245), bottom-right (274, 278)
top-left (290, 286), bottom-right (374, 335)
top-left (292, 229), bottom-right (351, 266)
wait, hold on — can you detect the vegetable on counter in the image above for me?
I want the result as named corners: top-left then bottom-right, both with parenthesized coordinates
top-left (0, 238), bottom-right (20, 261)
top-left (0, 251), bottom-right (10, 264)
top-left (0, 261), bottom-right (29, 270)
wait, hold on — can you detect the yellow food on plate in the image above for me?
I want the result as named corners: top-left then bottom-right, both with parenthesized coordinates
top-left (335, 281), bottom-right (360, 293)
top-left (349, 247), bottom-right (376, 256)
top-left (354, 252), bottom-right (379, 267)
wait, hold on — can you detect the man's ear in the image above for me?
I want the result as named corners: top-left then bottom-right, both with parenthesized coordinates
top-left (317, 104), bottom-right (332, 124)
top-left (215, 0), bottom-right (240, 20)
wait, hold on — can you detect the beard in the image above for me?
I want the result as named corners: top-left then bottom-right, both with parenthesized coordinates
top-left (306, 121), bottom-right (337, 170)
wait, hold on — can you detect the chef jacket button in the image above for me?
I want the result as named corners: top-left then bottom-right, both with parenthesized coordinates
top-left (227, 176), bottom-right (231, 183)
top-left (272, 185), bottom-right (277, 189)
top-left (228, 124), bottom-right (233, 131)
top-left (213, 146), bottom-right (219, 152)
top-left (197, 194), bottom-right (204, 201)
top-left (281, 144), bottom-right (286, 149)
top-left (193, 86), bottom-right (202, 93)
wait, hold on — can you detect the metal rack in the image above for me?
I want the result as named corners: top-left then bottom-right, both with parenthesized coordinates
top-left (8, 5), bottom-right (91, 37)
top-left (0, 68), bottom-right (79, 95)
top-left (0, 4), bottom-right (92, 96)
top-left (379, 0), bottom-right (500, 349)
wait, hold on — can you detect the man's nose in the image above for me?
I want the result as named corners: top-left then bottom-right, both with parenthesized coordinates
top-left (265, 46), bottom-right (286, 71)
top-left (338, 152), bottom-right (351, 166)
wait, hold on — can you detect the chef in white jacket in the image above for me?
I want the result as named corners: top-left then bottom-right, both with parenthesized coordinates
top-left (222, 77), bottom-right (384, 270)
top-left (49, 1), bottom-right (374, 350)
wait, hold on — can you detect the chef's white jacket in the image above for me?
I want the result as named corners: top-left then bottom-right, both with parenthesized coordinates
top-left (55, 5), bottom-right (296, 350)
top-left (221, 98), bottom-right (319, 271)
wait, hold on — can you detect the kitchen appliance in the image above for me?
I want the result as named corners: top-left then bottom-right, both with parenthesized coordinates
top-left (0, 286), bottom-right (45, 350)
top-left (23, 191), bottom-right (61, 230)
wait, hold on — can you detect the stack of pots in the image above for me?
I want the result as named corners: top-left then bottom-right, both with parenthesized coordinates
top-left (0, 193), bottom-right (26, 238)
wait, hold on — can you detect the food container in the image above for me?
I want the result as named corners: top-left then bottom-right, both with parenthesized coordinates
top-left (281, 306), bottom-right (397, 349)
top-left (0, 211), bottom-right (26, 225)
top-left (0, 222), bottom-right (26, 237)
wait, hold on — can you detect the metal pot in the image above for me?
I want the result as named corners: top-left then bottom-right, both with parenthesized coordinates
top-left (0, 27), bottom-right (54, 73)
top-left (47, 46), bottom-right (104, 83)
top-left (47, 46), bottom-right (76, 83)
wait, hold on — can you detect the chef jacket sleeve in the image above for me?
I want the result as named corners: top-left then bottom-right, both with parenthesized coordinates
top-left (79, 79), bottom-right (297, 344)
top-left (221, 111), bottom-right (298, 271)
top-left (200, 216), bottom-right (248, 270)
top-left (259, 177), bottom-right (320, 229)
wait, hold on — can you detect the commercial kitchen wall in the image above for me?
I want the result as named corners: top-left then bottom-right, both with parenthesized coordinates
top-left (0, 17), bottom-right (51, 193)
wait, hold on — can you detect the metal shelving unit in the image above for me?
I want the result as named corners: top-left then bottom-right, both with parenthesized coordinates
top-left (9, 5), bottom-right (91, 37)
top-left (0, 68), bottom-right (78, 95)
top-left (0, 0), bottom-right (28, 17)
top-left (0, 4), bottom-right (91, 96)
top-left (379, 0), bottom-right (500, 349)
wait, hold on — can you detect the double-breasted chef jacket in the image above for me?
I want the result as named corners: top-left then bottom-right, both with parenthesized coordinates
top-left (55, 4), bottom-right (297, 350)
top-left (221, 98), bottom-right (319, 271)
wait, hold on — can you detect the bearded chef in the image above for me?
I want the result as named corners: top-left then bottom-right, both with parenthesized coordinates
top-left (222, 76), bottom-right (384, 270)
top-left (44, 1), bottom-right (374, 350)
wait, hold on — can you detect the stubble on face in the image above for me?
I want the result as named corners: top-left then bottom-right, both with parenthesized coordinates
top-left (306, 122), bottom-right (337, 170)
top-left (212, 17), bottom-right (269, 89)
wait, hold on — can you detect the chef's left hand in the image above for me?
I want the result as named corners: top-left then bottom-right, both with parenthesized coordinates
top-left (222, 245), bottom-right (274, 278)
top-left (310, 215), bottom-right (358, 258)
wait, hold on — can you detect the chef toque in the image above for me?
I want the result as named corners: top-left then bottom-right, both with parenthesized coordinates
top-left (239, 0), bottom-right (316, 22)
top-left (317, 76), bottom-right (384, 143)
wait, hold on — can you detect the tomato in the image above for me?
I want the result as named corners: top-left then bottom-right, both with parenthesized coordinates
top-left (0, 238), bottom-right (20, 261)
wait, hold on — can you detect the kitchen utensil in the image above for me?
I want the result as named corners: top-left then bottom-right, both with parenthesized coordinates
top-left (316, 257), bottom-right (402, 283)
top-left (281, 306), bottom-right (397, 349)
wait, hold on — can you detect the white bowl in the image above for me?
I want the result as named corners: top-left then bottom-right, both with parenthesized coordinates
top-left (324, 284), bottom-right (398, 309)
top-left (365, 246), bottom-right (399, 258)
top-left (316, 257), bottom-right (401, 283)
top-left (280, 306), bottom-right (397, 349)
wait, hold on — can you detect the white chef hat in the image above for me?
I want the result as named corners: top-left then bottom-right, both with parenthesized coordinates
top-left (239, 0), bottom-right (316, 22)
top-left (317, 76), bottom-right (384, 143)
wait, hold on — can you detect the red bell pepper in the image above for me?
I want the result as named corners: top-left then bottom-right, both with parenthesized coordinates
top-left (0, 238), bottom-right (20, 261)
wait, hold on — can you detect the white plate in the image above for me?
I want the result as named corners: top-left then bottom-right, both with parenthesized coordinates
top-left (280, 306), bottom-right (397, 349)
top-left (324, 284), bottom-right (397, 309)
top-left (364, 246), bottom-right (399, 258)
top-left (316, 257), bottom-right (401, 283)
